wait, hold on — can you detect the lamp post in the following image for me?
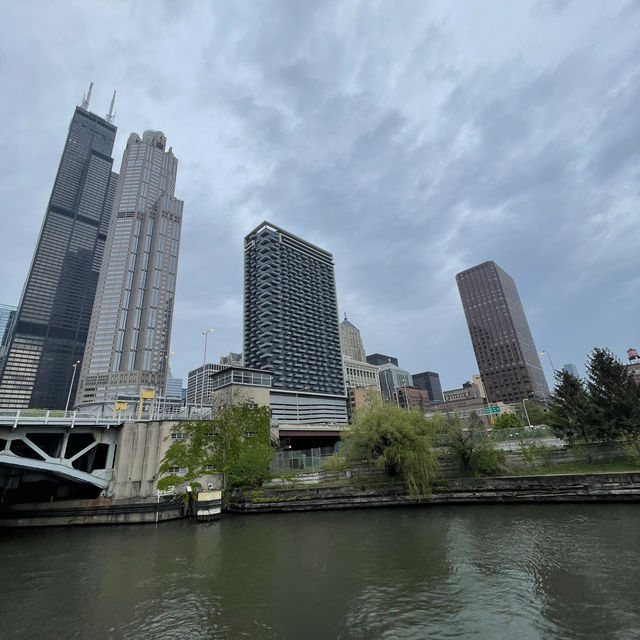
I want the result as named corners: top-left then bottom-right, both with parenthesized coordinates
top-left (201, 328), bottom-right (214, 412)
top-left (65, 360), bottom-right (81, 416)
top-left (539, 350), bottom-right (555, 372)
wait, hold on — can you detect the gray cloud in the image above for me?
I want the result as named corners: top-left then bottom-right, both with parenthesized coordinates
top-left (1, 0), bottom-right (638, 391)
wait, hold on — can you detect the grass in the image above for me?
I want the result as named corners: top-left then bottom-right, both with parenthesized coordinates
top-left (512, 457), bottom-right (640, 476)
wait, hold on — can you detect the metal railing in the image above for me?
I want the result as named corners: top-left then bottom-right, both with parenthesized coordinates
top-left (271, 446), bottom-right (337, 472)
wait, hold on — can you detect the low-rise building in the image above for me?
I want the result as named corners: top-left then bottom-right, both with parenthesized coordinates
top-left (393, 386), bottom-right (430, 412)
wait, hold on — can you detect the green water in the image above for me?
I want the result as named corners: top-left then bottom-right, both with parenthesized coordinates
top-left (2, 503), bottom-right (639, 639)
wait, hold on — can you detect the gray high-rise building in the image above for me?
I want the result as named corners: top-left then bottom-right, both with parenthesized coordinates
top-left (378, 363), bottom-right (412, 402)
top-left (339, 314), bottom-right (366, 362)
top-left (412, 371), bottom-right (444, 404)
top-left (76, 130), bottom-right (183, 405)
top-left (244, 222), bottom-right (347, 423)
top-left (456, 261), bottom-right (549, 404)
top-left (0, 98), bottom-right (118, 409)
top-left (562, 363), bottom-right (579, 378)
top-left (0, 304), bottom-right (17, 348)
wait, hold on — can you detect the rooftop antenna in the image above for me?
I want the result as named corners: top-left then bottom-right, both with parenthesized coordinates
top-left (81, 82), bottom-right (94, 110)
top-left (105, 90), bottom-right (116, 124)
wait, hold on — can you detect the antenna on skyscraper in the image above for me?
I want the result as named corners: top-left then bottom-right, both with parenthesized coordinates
top-left (105, 91), bottom-right (116, 123)
top-left (81, 82), bottom-right (94, 111)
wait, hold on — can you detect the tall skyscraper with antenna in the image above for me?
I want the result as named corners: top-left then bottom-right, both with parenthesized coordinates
top-left (76, 130), bottom-right (183, 405)
top-left (0, 85), bottom-right (118, 409)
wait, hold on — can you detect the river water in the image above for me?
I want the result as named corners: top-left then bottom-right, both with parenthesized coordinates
top-left (2, 504), bottom-right (639, 639)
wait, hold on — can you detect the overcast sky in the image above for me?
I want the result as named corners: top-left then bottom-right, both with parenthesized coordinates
top-left (1, 0), bottom-right (639, 391)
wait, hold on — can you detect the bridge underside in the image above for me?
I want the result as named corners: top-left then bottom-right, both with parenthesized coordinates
top-left (0, 463), bottom-right (103, 504)
top-left (0, 426), bottom-right (117, 503)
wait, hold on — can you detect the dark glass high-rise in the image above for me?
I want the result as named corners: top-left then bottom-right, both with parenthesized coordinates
top-left (456, 261), bottom-right (549, 404)
top-left (0, 103), bottom-right (117, 409)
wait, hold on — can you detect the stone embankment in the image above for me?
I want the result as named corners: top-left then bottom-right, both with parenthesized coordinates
top-left (227, 471), bottom-right (640, 513)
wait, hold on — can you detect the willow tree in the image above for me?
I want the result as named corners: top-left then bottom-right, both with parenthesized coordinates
top-left (342, 400), bottom-right (438, 495)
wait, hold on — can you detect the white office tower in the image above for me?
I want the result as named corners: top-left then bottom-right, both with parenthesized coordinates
top-left (76, 131), bottom-right (183, 404)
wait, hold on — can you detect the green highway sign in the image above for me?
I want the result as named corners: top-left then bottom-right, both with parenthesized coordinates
top-left (483, 406), bottom-right (501, 414)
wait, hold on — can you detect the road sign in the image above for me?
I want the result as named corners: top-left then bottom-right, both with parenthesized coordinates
top-left (483, 406), bottom-right (501, 414)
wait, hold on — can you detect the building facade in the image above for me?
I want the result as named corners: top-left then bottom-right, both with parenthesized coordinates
top-left (343, 357), bottom-right (381, 391)
top-left (243, 222), bottom-right (347, 423)
top-left (456, 261), bottom-right (549, 404)
top-left (378, 363), bottom-right (413, 402)
top-left (562, 363), bottom-right (579, 378)
top-left (393, 386), bottom-right (430, 412)
top-left (443, 380), bottom-right (481, 403)
top-left (0, 104), bottom-right (118, 409)
top-left (339, 315), bottom-right (366, 362)
top-left (366, 353), bottom-right (399, 367)
top-left (186, 363), bottom-right (225, 407)
top-left (412, 370), bottom-right (444, 404)
top-left (76, 130), bottom-right (183, 405)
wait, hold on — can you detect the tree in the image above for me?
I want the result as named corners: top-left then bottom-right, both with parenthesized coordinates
top-left (342, 401), bottom-right (438, 496)
top-left (514, 399), bottom-right (547, 426)
top-left (586, 347), bottom-right (640, 457)
top-left (493, 412), bottom-right (524, 430)
top-left (547, 369), bottom-right (600, 461)
top-left (158, 405), bottom-right (273, 492)
top-left (443, 412), bottom-right (504, 476)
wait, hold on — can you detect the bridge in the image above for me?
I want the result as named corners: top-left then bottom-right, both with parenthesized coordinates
top-left (0, 410), bottom-right (123, 494)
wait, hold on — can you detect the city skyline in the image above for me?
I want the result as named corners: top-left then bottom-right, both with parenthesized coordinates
top-left (1, 2), bottom-right (639, 392)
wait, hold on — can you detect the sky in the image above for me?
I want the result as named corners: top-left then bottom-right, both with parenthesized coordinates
top-left (1, 0), bottom-right (639, 392)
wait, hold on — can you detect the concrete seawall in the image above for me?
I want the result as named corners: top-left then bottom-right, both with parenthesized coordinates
top-left (227, 472), bottom-right (640, 513)
top-left (0, 496), bottom-right (185, 527)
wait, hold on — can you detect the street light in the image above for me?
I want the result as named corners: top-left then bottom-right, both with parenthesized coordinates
top-left (65, 360), bottom-right (81, 416)
top-left (201, 328), bottom-right (214, 411)
top-left (539, 350), bottom-right (555, 372)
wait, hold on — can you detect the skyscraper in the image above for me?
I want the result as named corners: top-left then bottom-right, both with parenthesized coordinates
top-left (244, 222), bottom-right (347, 423)
top-left (0, 98), bottom-right (118, 409)
top-left (76, 130), bottom-right (183, 405)
top-left (562, 363), bottom-right (579, 378)
top-left (412, 371), bottom-right (444, 404)
top-left (456, 261), bottom-right (549, 403)
top-left (378, 363), bottom-right (413, 402)
top-left (339, 315), bottom-right (366, 362)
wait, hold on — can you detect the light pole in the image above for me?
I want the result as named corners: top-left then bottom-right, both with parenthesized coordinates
top-left (201, 328), bottom-right (214, 411)
top-left (522, 399), bottom-right (531, 427)
top-left (540, 350), bottom-right (555, 373)
top-left (65, 360), bottom-right (81, 416)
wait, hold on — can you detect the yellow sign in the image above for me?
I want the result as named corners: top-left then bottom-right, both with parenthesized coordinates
top-left (141, 388), bottom-right (156, 399)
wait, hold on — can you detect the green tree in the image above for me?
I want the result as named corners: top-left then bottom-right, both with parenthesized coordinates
top-left (493, 412), bottom-right (524, 430)
top-left (342, 401), bottom-right (438, 495)
top-left (586, 347), bottom-right (640, 456)
top-left (515, 399), bottom-right (547, 426)
top-left (157, 405), bottom-right (273, 492)
top-left (444, 412), bottom-right (504, 476)
top-left (547, 369), bottom-right (600, 461)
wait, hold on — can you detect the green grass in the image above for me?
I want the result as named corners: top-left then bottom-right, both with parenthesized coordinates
top-left (512, 457), bottom-right (640, 476)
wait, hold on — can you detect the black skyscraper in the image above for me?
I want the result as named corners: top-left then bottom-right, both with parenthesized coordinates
top-left (366, 353), bottom-right (399, 367)
top-left (456, 261), bottom-right (549, 404)
top-left (243, 222), bottom-right (344, 395)
top-left (412, 371), bottom-right (444, 404)
top-left (0, 100), bottom-right (117, 409)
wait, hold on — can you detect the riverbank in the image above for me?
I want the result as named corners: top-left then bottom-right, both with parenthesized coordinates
top-left (227, 471), bottom-right (640, 513)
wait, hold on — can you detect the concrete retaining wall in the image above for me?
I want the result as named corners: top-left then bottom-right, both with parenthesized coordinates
top-left (228, 472), bottom-right (640, 513)
top-left (0, 496), bottom-right (185, 527)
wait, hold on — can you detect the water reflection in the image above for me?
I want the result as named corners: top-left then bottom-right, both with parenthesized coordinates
top-left (2, 504), bottom-right (639, 639)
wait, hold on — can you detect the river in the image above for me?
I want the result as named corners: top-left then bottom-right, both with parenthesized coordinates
top-left (2, 503), bottom-right (639, 639)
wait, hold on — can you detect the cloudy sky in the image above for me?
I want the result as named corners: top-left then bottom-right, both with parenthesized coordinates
top-left (1, 0), bottom-right (639, 391)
